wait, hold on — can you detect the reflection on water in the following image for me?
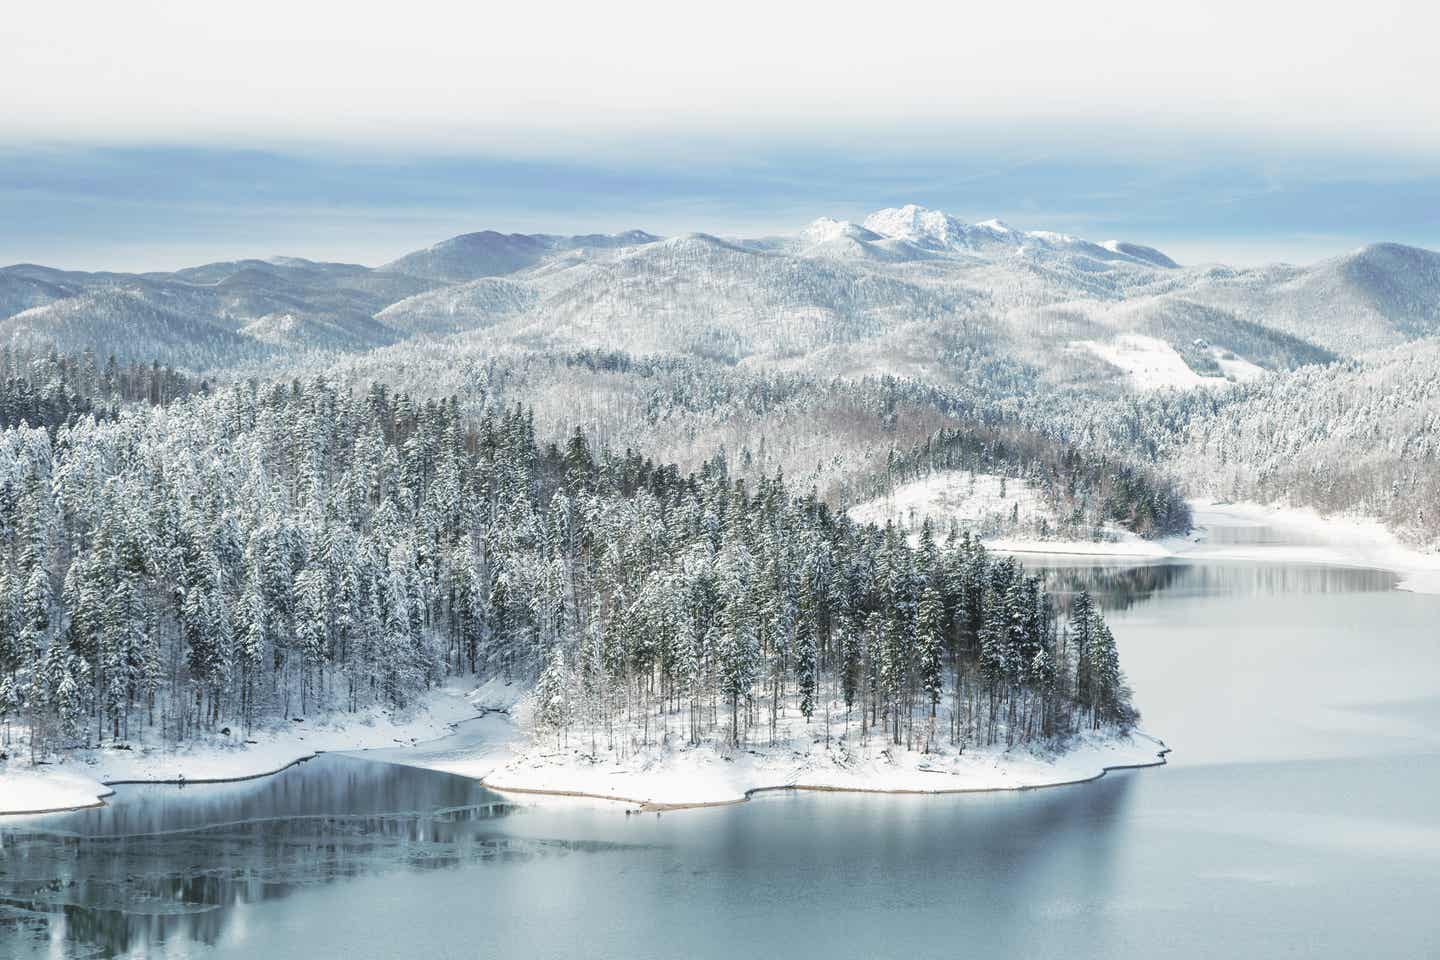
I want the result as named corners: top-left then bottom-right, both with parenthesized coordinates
top-left (0, 758), bottom-right (1142, 960)
top-left (1202, 520), bottom-right (1324, 547)
top-left (1034, 559), bottom-right (1398, 612)
top-left (0, 756), bottom-right (635, 958)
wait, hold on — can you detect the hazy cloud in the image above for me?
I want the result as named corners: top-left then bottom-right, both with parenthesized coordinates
top-left (2, 1), bottom-right (1437, 267)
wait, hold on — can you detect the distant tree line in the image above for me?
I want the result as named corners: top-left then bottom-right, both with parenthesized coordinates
top-left (859, 423), bottom-right (1193, 539)
top-left (1037, 344), bottom-right (1440, 544)
top-left (0, 347), bottom-right (205, 432)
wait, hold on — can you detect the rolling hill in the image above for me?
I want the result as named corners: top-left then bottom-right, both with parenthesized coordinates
top-left (2, 207), bottom-right (1435, 394)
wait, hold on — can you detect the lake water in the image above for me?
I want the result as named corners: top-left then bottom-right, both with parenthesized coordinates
top-left (4, 534), bottom-right (1439, 958)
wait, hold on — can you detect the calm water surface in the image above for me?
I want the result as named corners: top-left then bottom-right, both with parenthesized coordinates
top-left (3, 533), bottom-right (1438, 958)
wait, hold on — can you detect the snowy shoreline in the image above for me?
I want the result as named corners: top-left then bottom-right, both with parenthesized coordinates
top-left (986, 499), bottom-right (1440, 594)
top-left (7, 497), bottom-right (1427, 818)
top-left (0, 680), bottom-right (498, 817)
top-left (0, 677), bottom-right (1168, 817)
top-left (479, 728), bottom-right (1170, 812)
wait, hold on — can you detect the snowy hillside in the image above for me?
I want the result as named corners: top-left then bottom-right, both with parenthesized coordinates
top-left (380, 229), bottom-right (661, 282)
top-left (1163, 243), bottom-right (1440, 354)
top-left (1, 206), bottom-right (1435, 393)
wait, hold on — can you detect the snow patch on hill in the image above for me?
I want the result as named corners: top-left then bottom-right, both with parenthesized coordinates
top-left (1076, 334), bottom-right (1223, 391)
top-left (1213, 349), bottom-right (1267, 382)
top-left (0, 768), bottom-right (113, 815)
top-left (849, 471), bottom-right (1060, 539)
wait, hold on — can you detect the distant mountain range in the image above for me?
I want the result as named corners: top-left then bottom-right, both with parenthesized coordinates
top-left (3, 206), bottom-right (1438, 390)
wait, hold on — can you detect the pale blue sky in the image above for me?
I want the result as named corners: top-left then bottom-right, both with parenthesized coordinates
top-left (3, 1), bottom-right (1436, 271)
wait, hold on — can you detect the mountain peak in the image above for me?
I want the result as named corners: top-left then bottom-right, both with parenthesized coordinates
top-left (800, 217), bottom-right (882, 246)
top-left (859, 205), bottom-right (1178, 268)
top-left (862, 205), bottom-right (969, 250)
top-left (861, 205), bottom-right (1032, 252)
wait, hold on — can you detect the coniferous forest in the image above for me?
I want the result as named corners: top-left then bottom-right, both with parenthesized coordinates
top-left (0, 369), bottom-right (1134, 761)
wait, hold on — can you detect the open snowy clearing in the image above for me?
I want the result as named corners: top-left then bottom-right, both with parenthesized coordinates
top-left (1075, 334), bottom-right (1247, 391)
top-left (849, 471), bottom-right (1059, 539)
top-left (1212, 349), bottom-right (1267, 382)
top-left (0, 679), bottom-right (513, 816)
top-left (479, 724), bottom-right (1167, 810)
top-left (990, 500), bottom-right (1440, 594)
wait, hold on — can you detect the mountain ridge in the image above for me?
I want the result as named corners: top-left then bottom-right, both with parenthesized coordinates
top-left (1, 208), bottom-right (1434, 383)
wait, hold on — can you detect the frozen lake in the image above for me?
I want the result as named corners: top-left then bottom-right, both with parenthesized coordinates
top-left (3, 523), bottom-right (1438, 958)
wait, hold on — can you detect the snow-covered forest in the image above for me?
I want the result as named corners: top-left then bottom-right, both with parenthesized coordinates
top-left (1045, 342), bottom-right (1440, 543)
top-left (0, 367), bottom-right (1136, 762)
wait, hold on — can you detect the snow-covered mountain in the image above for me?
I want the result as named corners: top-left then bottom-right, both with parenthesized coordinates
top-left (381, 229), bottom-right (661, 283)
top-left (1158, 243), bottom-right (1440, 354)
top-left (2, 207), bottom-right (1436, 389)
top-left (857, 204), bottom-right (1178, 268)
top-left (376, 276), bottom-right (538, 335)
top-left (0, 257), bottom-right (434, 360)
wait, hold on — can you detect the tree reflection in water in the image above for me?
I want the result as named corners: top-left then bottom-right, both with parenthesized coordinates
top-left (0, 755), bottom-right (635, 958)
top-left (1033, 558), bottom-right (1396, 613)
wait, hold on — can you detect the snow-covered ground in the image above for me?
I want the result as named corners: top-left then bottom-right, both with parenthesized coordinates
top-left (0, 678), bottom-right (517, 816)
top-left (1076, 334), bottom-right (1214, 390)
top-left (0, 767), bottom-right (115, 816)
top-left (479, 719), bottom-right (1166, 809)
top-left (1211, 348), bottom-right (1267, 382)
top-left (1075, 334), bottom-right (1263, 391)
top-left (991, 500), bottom-right (1440, 594)
top-left (850, 471), bottom-right (1072, 540)
top-left (0, 673), bottom-right (1163, 816)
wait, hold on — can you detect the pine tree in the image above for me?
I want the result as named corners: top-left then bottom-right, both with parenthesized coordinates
top-left (1090, 618), bottom-right (1127, 729)
top-left (1070, 588), bottom-right (1097, 714)
top-left (916, 585), bottom-right (944, 750)
top-left (534, 647), bottom-right (571, 744)
top-left (0, 371), bottom-right (1133, 765)
top-left (794, 602), bottom-right (817, 722)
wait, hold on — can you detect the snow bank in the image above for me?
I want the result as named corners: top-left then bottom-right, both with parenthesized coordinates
top-left (0, 767), bottom-right (112, 816)
top-left (481, 687), bottom-right (1165, 809)
top-left (2, 673), bottom-right (1167, 817)
top-left (481, 724), bottom-right (1166, 809)
top-left (0, 679), bottom-right (490, 816)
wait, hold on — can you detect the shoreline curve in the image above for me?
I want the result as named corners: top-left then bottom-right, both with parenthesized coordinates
top-left (0, 711), bottom-right (497, 819)
top-left (1, 716), bottom-right (1164, 819)
top-left (480, 736), bottom-right (1171, 813)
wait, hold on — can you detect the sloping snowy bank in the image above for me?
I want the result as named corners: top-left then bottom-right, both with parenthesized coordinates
top-left (2, 676), bottom-right (1165, 816)
top-left (987, 500), bottom-right (1440, 594)
top-left (0, 679), bottom-right (512, 816)
top-left (0, 768), bottom-right (115, 816)
top-left (475, 688), bottom-right (1167, 810)
top-left (480, 726), bottom-right (1167, 810)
